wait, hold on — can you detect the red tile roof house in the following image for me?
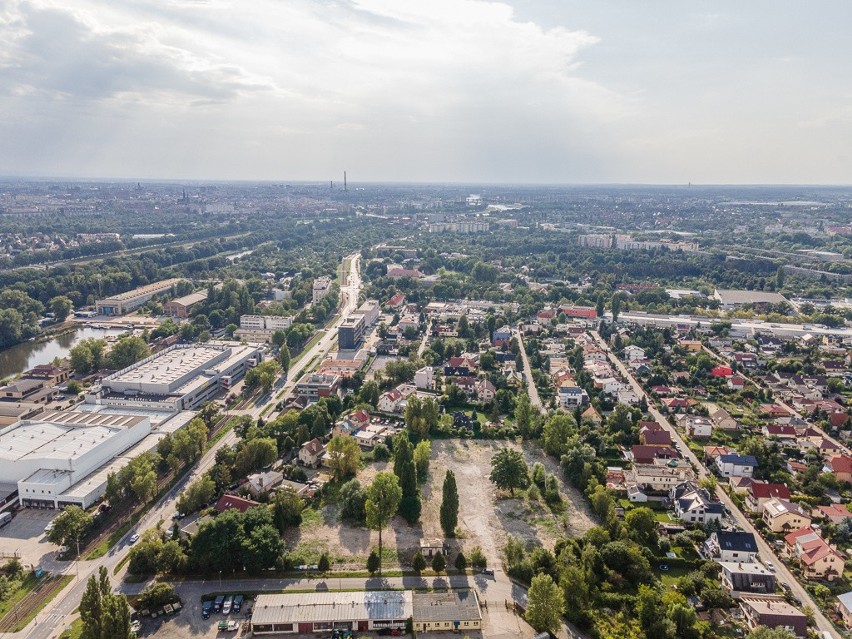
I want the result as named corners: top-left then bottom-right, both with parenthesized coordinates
top-left (745, 482), bottom-right (791, 513)
top-left (630, 445), bottom-right (678, 465)
top-left (215, 494), bottom-right (261, 513)
top-left (299, 438), bottom-right (326, 468)
top-left (641, 429), bottom-right (673, 447)
top-left (727, 376), bottom-right (747, 390)
top-left (830, 412), bottom-right (852, 429)
top-left (826, 455), bottom-right (852, 483)
top-left (816, 504), bottom-right (852, 525)
top-left (711, 365), bottom-right (734, 377)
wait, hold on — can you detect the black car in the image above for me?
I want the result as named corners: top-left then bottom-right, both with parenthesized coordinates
top-left (202, 600), bottom-right (213, 619)
top-left (233, 595), bottom-right (244, 613)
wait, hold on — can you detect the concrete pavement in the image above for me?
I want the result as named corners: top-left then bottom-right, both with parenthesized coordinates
top-left (589, 330), bottom-right (842, 639)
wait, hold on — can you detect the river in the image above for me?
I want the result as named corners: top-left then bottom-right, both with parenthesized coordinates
top-left (0, 327), bottom-right (128, 380)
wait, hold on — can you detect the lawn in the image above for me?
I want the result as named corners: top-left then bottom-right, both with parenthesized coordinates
top-left (0, 574), bottom-right (73, 632)
top-left (58, 618), bottom-right (83, 639)
top-left (0, 573), bottom-right (39, 621)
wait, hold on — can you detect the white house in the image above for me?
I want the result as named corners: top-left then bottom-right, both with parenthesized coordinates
top-left (558, 385), bottom-right (588, 409)
top-left (299, 438), bottom-right (325, 467)
top-left (703, 530), bottom-right (759, 563)
top-left (414, 366), bottom-right (435, 390)
top-left (378, 389), bottom-right (404, 413)
top-left (716, 454), bottom-right (758, 478)
top-left (617, 388), bottom-right (642, 405)
top-left (671, 482), bottom-right (725, 525)
top-left (623, 345), bottom-right (646, 361)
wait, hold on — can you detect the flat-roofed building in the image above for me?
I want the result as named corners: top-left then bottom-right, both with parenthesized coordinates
top-left (95, 278), bottom-right (185, 315)
top-left (251, 591), bottom-right (412, 635)
top-left (355, 300), bottom-right (380, 327)
top-left (235, 314), bottom-right (293, 342)
top-left (338, 314), bottom-right (366, 350)
top-left (163, 290), bottom-right (207, 319)
top-left (312, 276), bottom-right (333, 303)
top-left (96, 343), bottom-right (262, 411)
top-left (294, 373), bottom-right (341, 404)
top-left (412, 591), bottom-right (482, 633)
top-left (714, 289), bottom-right (789, 309)
top-left (0, 410), bottom-right (151, 508)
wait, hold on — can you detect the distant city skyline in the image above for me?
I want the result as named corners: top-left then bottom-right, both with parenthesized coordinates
top-left (1, 1), bottom-right (850, 184)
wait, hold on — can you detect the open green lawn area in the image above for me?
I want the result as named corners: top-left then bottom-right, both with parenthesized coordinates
top-left (654, 511), bottom-right (676, 523)
top-left (655, 564), bottom-right (691, 585)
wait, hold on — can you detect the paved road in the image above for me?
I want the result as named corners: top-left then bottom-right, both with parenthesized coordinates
top-left (6, 255), bottom-right (362, 639)
top-left (513, 329), bottom-right (543, 413)
top-left (590, 330), bottom-right (842, 639)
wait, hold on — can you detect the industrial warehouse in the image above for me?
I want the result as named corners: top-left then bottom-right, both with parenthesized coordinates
top-left (249, 590), bottom-right (481, 635)
top-left (92, 343), bottom-right (263, 412)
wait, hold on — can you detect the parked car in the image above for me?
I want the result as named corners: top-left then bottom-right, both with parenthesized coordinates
top-left (202, 600), bottom-right (213, 619)
top-left (222, 595), bottom-right (233, 615)
top-left (213, 595), bottom-right (225, 613)
top-left (233, 595), bottom-right (243, 613)
top-left (481, 568), bottom-right (495, 576)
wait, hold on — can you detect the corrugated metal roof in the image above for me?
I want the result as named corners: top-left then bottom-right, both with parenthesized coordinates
top-left (412, 591), bottom-right (481, 623)
top-left (252, 592), bottom-right (412, 626)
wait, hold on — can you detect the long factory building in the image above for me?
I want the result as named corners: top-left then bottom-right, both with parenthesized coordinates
top-left (92, 343), bottom-right (263, 412)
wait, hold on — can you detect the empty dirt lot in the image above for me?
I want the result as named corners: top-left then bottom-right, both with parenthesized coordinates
top-left (286, 439), bottom-right (596, 569)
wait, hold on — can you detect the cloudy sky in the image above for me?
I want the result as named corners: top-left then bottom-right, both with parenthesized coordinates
top-left (1, 0), bottom-right (850, 183)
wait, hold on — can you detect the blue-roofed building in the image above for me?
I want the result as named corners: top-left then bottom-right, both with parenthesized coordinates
top-left (716, 453), bottom-right (759, 478)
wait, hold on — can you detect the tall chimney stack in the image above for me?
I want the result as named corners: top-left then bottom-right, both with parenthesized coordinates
top-left (344, 171), bottom-right (347, 192)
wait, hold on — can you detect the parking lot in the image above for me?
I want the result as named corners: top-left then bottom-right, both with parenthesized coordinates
top-left (0, 508), bottom-right (60, 567)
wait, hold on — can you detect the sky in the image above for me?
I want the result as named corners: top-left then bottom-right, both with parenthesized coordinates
top-left (1, 0), bottom-right (850, 184)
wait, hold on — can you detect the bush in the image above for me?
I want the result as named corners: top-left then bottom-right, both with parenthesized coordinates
top-left (431, 552), bottom-right (446, 573)
top-left (139, 583), bottom-right (178, 609)
top-left (412, 552), bottom-right (427, 573)
top-left (318, 553), bottom-right (331, 572)
top-left (373, 443), bottom-right (391, 462)
top-left (469, 546), bottom-right (487, 569)
top-left (454, 551), bottom-right (467, 571)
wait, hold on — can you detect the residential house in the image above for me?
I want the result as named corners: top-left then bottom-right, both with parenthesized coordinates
top-left (671, 483), bottom-right (724, 525)
top-left (681, 415), bottom-right (713, 439)
top-left (762, 499), bottom-right (811, 533)
top-left (246, 470), bottom-right (284, 498)
top-left (716, 454), bottom-right (758, 478)
top-left (745, 482), bottom-right (791, 514)
top-left (582, 405), bottom-right (602, 426)
top-left (825, 455), bottom-right (852, 483)
top-left (815, 504), bottom-right (852, 525)
top-left (762, 424), bottom-right (798, 441)
top-left (711, 365), bottom-right (734, 377)
top-left (617, 388), bottom-right (642, 405)
top-left (492, 325), bottom-right (512, 346)
top-left (835, 591), bottom-right (852, 629)
top-left (640, 429), bottom-right (673, 447)
top-left (703, 445), bottom-right (732, 465)
top-left (623, 345), bottom-right (646, 361)
top-left (299, 438), bottom-right (326, 468)
top-left (719, 562), bottom-right (776, 594)
top-left (557, 384), bottom-right (587, 409)
top-left (444, 356), bottom-right (477, 377)
top-left (476, 379), bottom-right (497, 403)
top-left (727, 376), bottom-right (746, 390)
top-left (215, 494), bottom-right (260, 514)
top-left (624, 461), bottom-right (696, 492)
top-left (378, 389), bottom-right (404, 413)
top-left (704, 530), bottom-right (759, 563)
top-left (631, 445), bottom-right (677, 465)
top-left (740, 596), bottom-right (807, 637)
top-left (414, 366), bottom-right (435, 390)
top-left (784, 527), bottom-right (845, 581)
top-left (678, 340), bottom-right (703, 353)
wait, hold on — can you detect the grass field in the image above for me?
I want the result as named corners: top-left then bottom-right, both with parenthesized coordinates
top-left (0, 574), bottom-right (73, 632)
top-left (58, 617), bottom-right (83, 639)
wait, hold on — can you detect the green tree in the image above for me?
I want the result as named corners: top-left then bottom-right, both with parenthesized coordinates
top-left (412, 552), bottom-right (427, 573)
top-left (367, 550), bottom-right (381, 575)
top-left (177, 477), bottom-right (217, 514)
top-left (514, 392), bottom-right (533, 438)
top-left (393, 432), bottom-right (420, 523)
top-left (318, 553), bottom-right (331, 572)
top-left (326, 434), bottom-right (361, 480)
top-left (80, 566), bottom-right (133, 639)
top-left (611, 294), bottom-right (622, 322)
top-left (365, 472), bottom-right (402, 575)
top-left (489, 448), bottom-right (530, 496)
top-left (49, 295), bottom-right (73, 322)
top-left (278, 344), bottom-right (291, 372)
top-left (431, 551), bottom-right (446, 573)
top-left (413, 440), bottom-right (431, 482)
top-left (541, 413), bottom-right (576, 457)
top-left (525, 573), bottom-right (564, 634)
top-left (47, 505), bottom-right (93, 555)
top-left (625, 507), bottom-right (658, 546)
top-left (339, 479), bottom-right (367, 524)
top-left (454, 551), bottom-right (467, 571)
top-left (235, 437), bottom-right (278, 475)
top-left (241, 524), bottom-right (284, 573)
top-left (271, 329), bottom-right (287, 347)
top-left (244, 360), bottom-right (279, 394)
top-left (272, 487), bottom-right (304, 532)
top-left (108, 335), bottom-right (151, 370)
top-left (359, 380), bottom-right (380, 407)
top-left (440, 470), bottom-right (459, 537)
top-left (69, 338), bottom-right (106, 374)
